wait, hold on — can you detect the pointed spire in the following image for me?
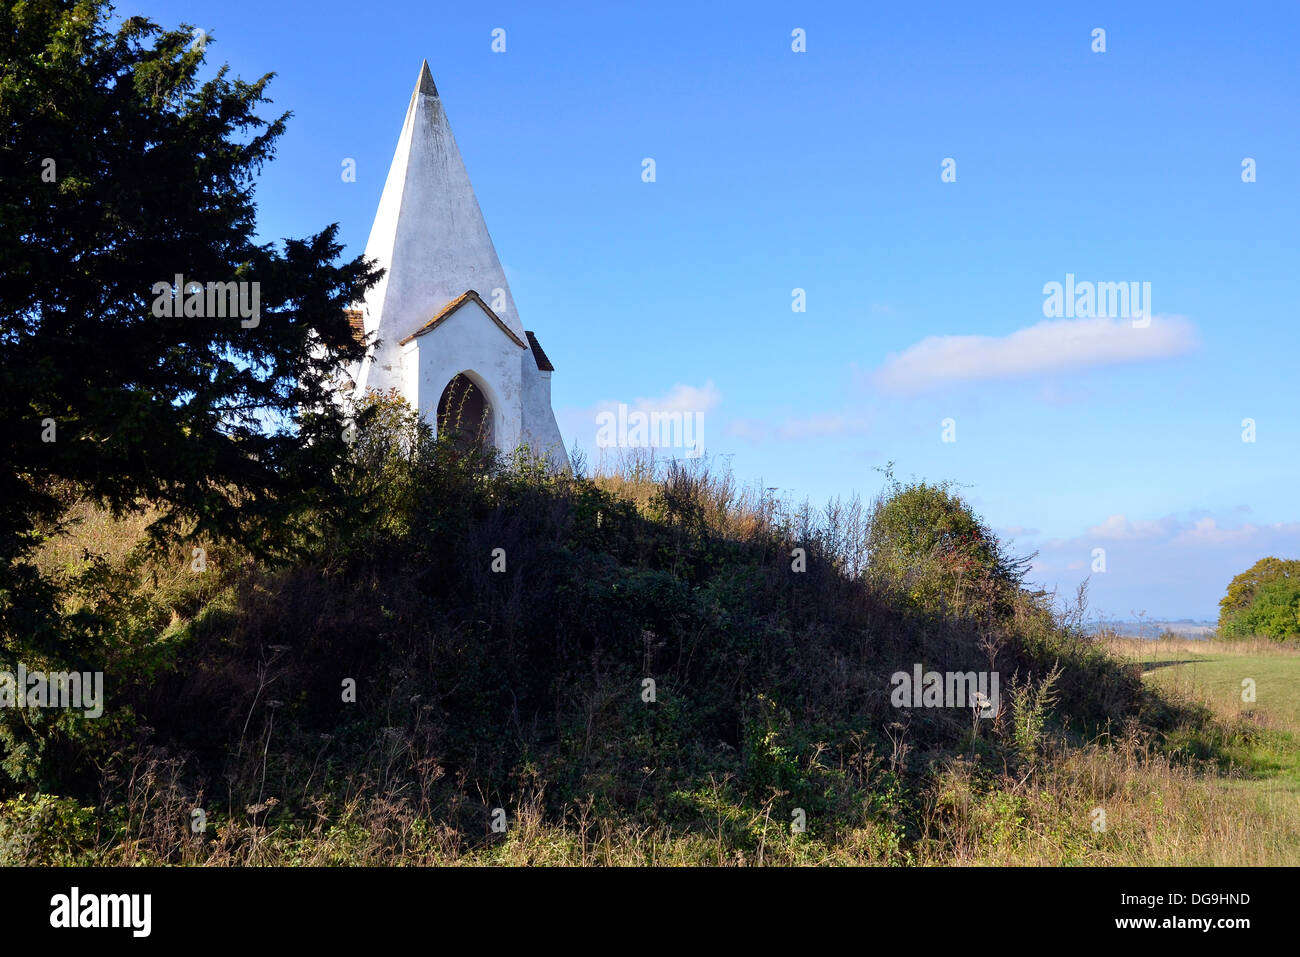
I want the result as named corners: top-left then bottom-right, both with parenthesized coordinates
top-left (416, 59), bottom-right (437, 98)
top-left (355, 58), bottom-right (527, 391)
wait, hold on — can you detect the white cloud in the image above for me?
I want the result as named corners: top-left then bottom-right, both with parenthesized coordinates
top-left (556, 381), bottom-right (722, 444)
top-left (725, 411), bottom-right (872, 443)
top-left (1171, 517), bottom-right (1300, 547)
top-left (1028, 513), bottom-right (1300, 617)
top-left (870, 314), bottom-right (1198, 394)
top-left (581, 381), bottom-right (722, 419)
top-left (554, 381), bottom-right (722, 462)
top-left (1046, 513), bottom-right (1300, 550)
top-left (1080, 513), bottom-right (1181, 543)
top-left (998, 525), bottom-right (1040, 538)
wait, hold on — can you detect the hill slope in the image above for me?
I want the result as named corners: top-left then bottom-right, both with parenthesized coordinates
top-left (3, 407), bottom-right (1293, 865)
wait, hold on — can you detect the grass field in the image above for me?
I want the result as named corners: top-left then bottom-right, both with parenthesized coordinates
top-left (1139, 637), bottom-right (1300, 789)
top-left (1091, 635), bottom-right (1300, 865)
top-left (1104, 635), bottom-right (1300, 738)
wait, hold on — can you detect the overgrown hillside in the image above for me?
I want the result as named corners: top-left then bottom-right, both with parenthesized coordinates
top-left (2, 397), bottom-right (1293, 865)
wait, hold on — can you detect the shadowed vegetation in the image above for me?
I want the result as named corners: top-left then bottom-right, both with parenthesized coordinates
top-left (3, 395), bottom-right (1295, 865)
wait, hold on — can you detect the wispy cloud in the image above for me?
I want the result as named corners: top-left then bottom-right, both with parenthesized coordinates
top-left (1063, 513), bottom-right (1183, 545)
top-left (726, 411), bottom-right (873, 443)
top-left (1170, 517), bottom-right (1300, 547)
top-left (998, 525), bottom-right (1040, 538)
top-left (556, 381), bottom-right (722, 439)
top-left (1045, 513), bottom-right (1300, 550)
top-left (870, 315), bottom-right (1199, 394)
top-left (1030, 512), bottom-right (1300, 617)
top-left (571, 381), bottom-right (723, 419)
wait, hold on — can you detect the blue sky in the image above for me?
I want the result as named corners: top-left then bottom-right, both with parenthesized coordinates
top-left (131, 0), bottom-right (1299, 620)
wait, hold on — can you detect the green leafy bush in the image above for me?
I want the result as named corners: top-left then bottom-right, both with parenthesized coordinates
top-left (0, 795), bottom-right (99, 865)
top-left (866, 473), bottom-right (1031, 616)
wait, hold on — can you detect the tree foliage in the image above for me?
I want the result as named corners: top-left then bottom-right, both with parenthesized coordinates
top-left (1219, 558), bottom-right (1300, 641)
top-left (1218, 557), bottom-right (1300, 617)
top-left (0, 0), bottom-right (379, 729)
top-left (0, 0), bottom-right (379, 574)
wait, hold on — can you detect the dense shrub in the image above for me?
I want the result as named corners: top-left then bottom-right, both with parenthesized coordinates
top-left (866, 473), bottom-right (1032, 618)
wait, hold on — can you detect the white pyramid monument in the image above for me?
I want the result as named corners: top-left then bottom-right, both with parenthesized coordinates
top-left (346, 60), bottom-right (566, 466)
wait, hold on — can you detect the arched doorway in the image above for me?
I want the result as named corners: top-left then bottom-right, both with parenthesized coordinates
top-left (437, 372), bottom-right (494, 451)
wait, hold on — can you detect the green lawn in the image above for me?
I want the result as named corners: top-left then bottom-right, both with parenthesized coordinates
top-left (1124, 639), bottom-right (1300, 797)
top-left (1143, 649), bottom-right (1300, 729)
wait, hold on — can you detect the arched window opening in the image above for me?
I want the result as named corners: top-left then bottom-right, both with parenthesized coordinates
top-left (437, 372), bottom-right (493, 451)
